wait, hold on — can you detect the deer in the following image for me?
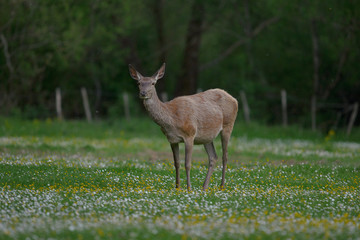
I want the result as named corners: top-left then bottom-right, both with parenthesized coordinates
top-left (128, 63), bottom-right (238, 191)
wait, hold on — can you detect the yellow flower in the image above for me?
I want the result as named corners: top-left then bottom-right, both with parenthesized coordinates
top-left (325, 129), bottom-right (335, 141)
top-left (96, 228), bottom-right (104, 237)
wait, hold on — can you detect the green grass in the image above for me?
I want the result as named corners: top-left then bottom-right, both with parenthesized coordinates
top-left (2, 117), bottom-right (360, 141)
top-left (0, 117), bottom-right (163, 139)
top-left (0, 118), bottom-right (360, 239)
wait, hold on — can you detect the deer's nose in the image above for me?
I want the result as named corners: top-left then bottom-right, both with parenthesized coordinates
top-left (140, 91), bottom-right (147, 97)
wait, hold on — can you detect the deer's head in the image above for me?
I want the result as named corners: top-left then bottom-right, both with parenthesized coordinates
top-left (129, 63), bottom-right (165, 100)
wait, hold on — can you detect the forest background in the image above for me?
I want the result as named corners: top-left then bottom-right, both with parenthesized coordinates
top-left (1, 0), bottom-right (359, 131)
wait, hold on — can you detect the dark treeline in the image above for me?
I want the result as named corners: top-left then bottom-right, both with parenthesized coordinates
top-left (1, 0), bottom-right (359, 129)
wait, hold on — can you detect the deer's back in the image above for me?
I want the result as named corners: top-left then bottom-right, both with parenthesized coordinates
top-left (164, 89), bottom-right (238, 144)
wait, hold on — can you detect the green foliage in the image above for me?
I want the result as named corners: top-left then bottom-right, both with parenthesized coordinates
top-left (0, 0), bottom-right (359, 129)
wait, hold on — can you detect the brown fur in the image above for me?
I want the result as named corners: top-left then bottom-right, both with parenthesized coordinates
top-left (129, 63), bottom-right (238, 190)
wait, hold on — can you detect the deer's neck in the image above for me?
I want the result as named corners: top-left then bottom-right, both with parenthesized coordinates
top-left (143, 92), bottom-right (172, 127)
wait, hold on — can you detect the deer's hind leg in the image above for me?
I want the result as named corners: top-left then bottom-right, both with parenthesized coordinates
top-left (203, 142), bottom-right (218, 190)
top-left (220, 126), bottom-right (233, 188)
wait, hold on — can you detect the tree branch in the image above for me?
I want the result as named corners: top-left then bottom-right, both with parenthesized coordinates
top-left (310, 19), bottom-right (320, 95)
top-left (200, 17), bottom-right (279, 71)
top-left (321, 48), bottom-right (349, 100)
top-left (321, 22), bottom-right (354, 100)
top-left (200, 38), bottom-right (247, 71)
top-left (0, 33), bottom-right (15, 77)
top-left (0, 10), bottom-right (15, 32)
top-left (252, 17), bottom-right (279, 37)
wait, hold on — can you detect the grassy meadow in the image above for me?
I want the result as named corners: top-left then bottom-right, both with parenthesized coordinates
top-left (0, 117), bottom-right (360, 239)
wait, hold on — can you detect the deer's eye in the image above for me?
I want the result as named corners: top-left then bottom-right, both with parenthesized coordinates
top-left (137, 82), bottom-right (141, 86)
top-left (152, 82), bottom-right (155, 86)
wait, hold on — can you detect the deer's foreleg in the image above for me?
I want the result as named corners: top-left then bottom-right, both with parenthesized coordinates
top-left (171, 143), bottom-right (180, 189)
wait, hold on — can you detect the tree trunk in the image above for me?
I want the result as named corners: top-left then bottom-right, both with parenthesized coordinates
top-left (175, 0), bottom-right (205, 96)
top-left (152, 0), bottom-right (167, 96)
top-left (89, 0), bottom-right (102, 118)
top-left (281, 89), bottom-right (288, 127)
top-left (310, 19), bottom-right (320, 131)
top-left (93, 77), bottom-right (102, 117)
top-left (243, 0), bottom-right (255, 76)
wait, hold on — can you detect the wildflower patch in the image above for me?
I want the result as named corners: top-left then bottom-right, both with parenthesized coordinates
top-left (0, 135), bottom-right (359, 239)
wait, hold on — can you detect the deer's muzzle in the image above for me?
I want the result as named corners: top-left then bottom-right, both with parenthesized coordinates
top-left (139, 92), bottom-right (151, 99)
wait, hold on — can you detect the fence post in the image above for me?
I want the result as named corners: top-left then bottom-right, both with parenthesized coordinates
top-left (55, 87), bottom-right (63, 121)
top-left (347, 102), bottom-right (359, 137)
top-left (240, 90), bottom-right (250, 123)
top-left (123, 92), bottom-right (130, 121)
top-left (161, 92), bottom-right (168, 102)
top-left (81, 87), bottom-right (92, 123)
top-left (281, 89), bottom-right (288, 127)
top-left (311, 95), bottom-right (317, 131)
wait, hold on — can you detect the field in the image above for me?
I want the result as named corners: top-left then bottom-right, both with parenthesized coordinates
top-left (1, 118), bottom-right (360, 239)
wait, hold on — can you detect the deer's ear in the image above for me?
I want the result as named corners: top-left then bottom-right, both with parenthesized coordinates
top-left (129, 64), bottom-right (142, 81)
top-left (153, 63), bottom-right (166, 81)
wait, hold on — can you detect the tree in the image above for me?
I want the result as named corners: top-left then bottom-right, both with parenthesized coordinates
top-left (175, 0), bottom-right (205, 96)
top-left (0, 0), bottom-right (359, 128)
